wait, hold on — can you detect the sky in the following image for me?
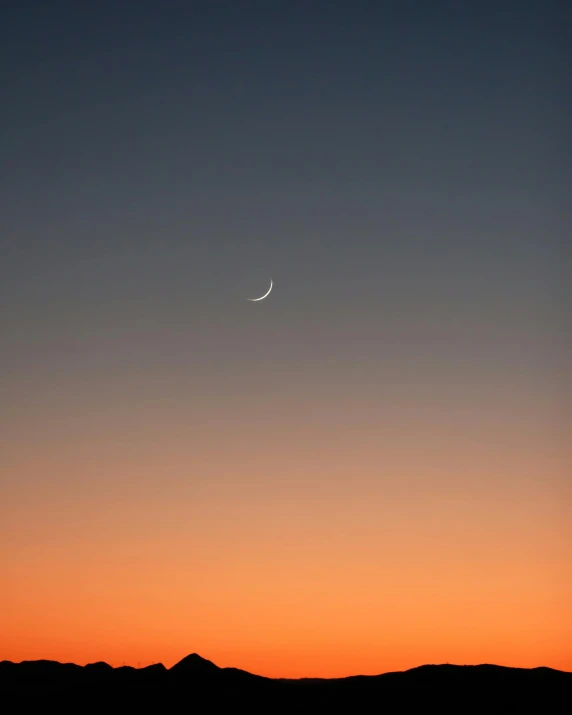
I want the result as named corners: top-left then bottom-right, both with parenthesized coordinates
top-left (1, 0), bottom-right (571, 677)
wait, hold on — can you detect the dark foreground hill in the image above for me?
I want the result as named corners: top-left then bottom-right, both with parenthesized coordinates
top-left (1, 653), bottom-right (570, 710)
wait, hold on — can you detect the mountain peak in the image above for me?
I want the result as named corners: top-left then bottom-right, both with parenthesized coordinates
top-left (170, 653), bottom-right (220, 673)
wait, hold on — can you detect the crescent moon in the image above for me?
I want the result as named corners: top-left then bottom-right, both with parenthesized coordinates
top-left (248, 278), bottom-right (273, 302)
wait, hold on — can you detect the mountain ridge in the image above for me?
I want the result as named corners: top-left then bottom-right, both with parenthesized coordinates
top-left (1, 653), bottom-right (570, 679)
top-left (2, 653), bottom-right (570, 708)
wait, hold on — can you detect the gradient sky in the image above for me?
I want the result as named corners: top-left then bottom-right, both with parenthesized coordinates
top-left (1, 1), bottom-right (571, 677)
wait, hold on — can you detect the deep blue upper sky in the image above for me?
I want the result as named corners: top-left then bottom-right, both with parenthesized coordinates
top-left (1, 1), bottom-right (570, 415)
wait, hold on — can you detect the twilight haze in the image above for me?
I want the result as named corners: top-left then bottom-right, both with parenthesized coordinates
top-left (1, 1), bottom-right (570, 677)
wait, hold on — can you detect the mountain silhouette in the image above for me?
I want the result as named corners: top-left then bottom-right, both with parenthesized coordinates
top-left (170, 652), bottom-right (220, 674)
top-left (1, 654), bottom-right (570, 709)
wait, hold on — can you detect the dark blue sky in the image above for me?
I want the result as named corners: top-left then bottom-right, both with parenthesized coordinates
top-left (2, 0), bottom-right (570, 442)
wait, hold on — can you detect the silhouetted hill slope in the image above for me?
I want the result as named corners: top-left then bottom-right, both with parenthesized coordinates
top-left (170, 652), bottom-right (220, 674)
top-left (170, 652), bottom-right (269, 684)
top-left (1, 655), bottom-right (570, 709)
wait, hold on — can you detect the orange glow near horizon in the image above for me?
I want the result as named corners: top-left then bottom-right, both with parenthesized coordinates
top-left (2, 402), bottom-right (571, 677)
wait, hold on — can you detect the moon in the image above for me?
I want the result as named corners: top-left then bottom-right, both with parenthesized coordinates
top-left (248, 278), bottom-right (273, 302)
